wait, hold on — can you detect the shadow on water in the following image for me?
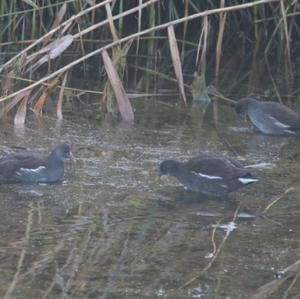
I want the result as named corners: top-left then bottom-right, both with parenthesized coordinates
top-left (0, 99), bottom-right (300, 298)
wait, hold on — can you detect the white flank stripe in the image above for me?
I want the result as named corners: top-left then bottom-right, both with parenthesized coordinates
top-left (19, 166), bottom-right (46, 174)
top-left (192, 171), bottom-right (222, 180)
top-left (268, 116), bottom-right (290, 129)
top-left (284, 129), bottom-right (296, 134)
top-left (238, 177), bottom-right (259, 184)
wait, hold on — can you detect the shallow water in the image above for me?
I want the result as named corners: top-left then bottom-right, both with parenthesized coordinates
top-left (0, 99), bottom-right (300, 299)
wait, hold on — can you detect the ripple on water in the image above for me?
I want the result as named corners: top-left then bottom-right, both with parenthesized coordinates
top-left (0, 101), bottom-right (300, 299)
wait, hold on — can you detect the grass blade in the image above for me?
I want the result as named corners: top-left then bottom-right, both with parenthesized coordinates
top-left (34, 77), bottom-right (60, 114)
top-left (43, 3), bottom-right (67, 45)
top-left (102, 50), bottom-right (134, 122)
top-left (0, 90), bottom-right (29, 119)
top-left (14, 90), bottom-right (31, 126)
top-left (26, 35), bottom-right (74, 73)
top-left (57, 72), bottom-right (68, 120)
top-left (168, 25), bottom-right (187, 105)
top-left (2, 70), bottom-right (15, 95)
top-left (215, 0), bottom-right (227, 86)
top-left (21, 0), bottom-right (39, 9)
top-left (105, 3), bottom-right (119, 41)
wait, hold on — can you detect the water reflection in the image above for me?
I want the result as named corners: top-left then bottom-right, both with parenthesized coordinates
top-left (0, 100), bottom-right (300, 298)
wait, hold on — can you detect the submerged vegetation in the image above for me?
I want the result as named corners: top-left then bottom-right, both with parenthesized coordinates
top-left (0, 0), bottom-right (299, 123)
top-left (1, 2), bottom-right (300, 298)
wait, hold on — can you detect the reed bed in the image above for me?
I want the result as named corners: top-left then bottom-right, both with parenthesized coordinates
top-left (0, 0), bottom-right (299, 123)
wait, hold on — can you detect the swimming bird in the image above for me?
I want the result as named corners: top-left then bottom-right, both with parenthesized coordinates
top-left (236, 97), bottom-right (300, 135)
top-left (159, 153), bottom-right (259, 197)
top-left (0, 143), bottom-right (71, 183)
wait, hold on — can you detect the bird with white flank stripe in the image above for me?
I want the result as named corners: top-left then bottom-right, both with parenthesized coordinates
top-left (159, 153), bottom-right (259, 197)
top-left (236, 97), bottom-right (300, 136)
top-left (0, 143), bottom-right (72, 183)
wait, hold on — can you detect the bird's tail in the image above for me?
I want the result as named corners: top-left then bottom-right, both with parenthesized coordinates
top-left (238, 174), bottom-right (261, 185)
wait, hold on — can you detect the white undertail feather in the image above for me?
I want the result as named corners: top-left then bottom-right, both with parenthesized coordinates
top-left (238, 177), bottom-right (259, 184)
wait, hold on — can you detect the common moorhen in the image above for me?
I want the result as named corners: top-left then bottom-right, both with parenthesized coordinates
top-left (0, 143), bottom-right (71, 183)
top-left (236, 97), bottom-right (300, 136)
top-left (159, 153), bottom-right (259, 196)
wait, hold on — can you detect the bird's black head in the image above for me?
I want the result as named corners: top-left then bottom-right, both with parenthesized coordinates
top-left (235, 97), bottom-right (254, 117)
top-left (159, 160), bottom-right (180, 176)
top-left (53, 143), bottom-right (72, 160)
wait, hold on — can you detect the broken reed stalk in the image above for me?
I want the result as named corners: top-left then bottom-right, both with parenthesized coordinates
top-left (211, 218), bottom-right (225, 255)
top-left (196, 16), bottom-right (208, 71)
top-left (280, 0), bottom-right (293, 80)
top-left (105, 3), bottom-right (120, 42)
top-left (213, 0), bottom-right (226, 126)
top-left (265, 58), bottom-right (283, 103)
top-left (4, 202), bottom-right (35, 299)
top-left (180, 0), bottom-right (190, 63)
top-left (180, 204), bottom-right (240, 289)
top-left (0, 0), bottom-right (112, 73)
top-left (42, 2), bottom-right (67, 46)
top-left (251, 259), bottom-right (300, 299)
top-left (57, 72), bottom-right (68, 120)
top-left (102, 50), bottom-right (134, 122)
top-left (0, 0), bottom-right (279, 104)
top-left (263, 186), bottom-right (294, 213)
top-left (3, 72), bottom-right (177, 98)
top-left (71, 0), bottom-right (160, 41)
top-left (128, 63), bottom-right (190, 89)
top-left (34, 77), bottom-right (60, 113)
top-left (62, 224), bottom-right (95, 297)
top-left (0, 0), bottom-right (160, 74)
top-left (282, 271), bottom-right (300, 299)
top-left (14, 90), bottom-right (31, 126)
top-left (215, 0), bottom-right (226, 87)
top-left (136, 0), bottom-right (143, 54)
top-left (168, 25), bottom-right (187, 105)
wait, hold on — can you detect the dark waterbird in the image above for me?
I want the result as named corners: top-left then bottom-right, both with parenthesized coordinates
top-left (159, 153), bottom-right (259, 197)
top-left (236, 97), bottom-right (300, 136)
top-left (0, 143), bottom-right (71, 183)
